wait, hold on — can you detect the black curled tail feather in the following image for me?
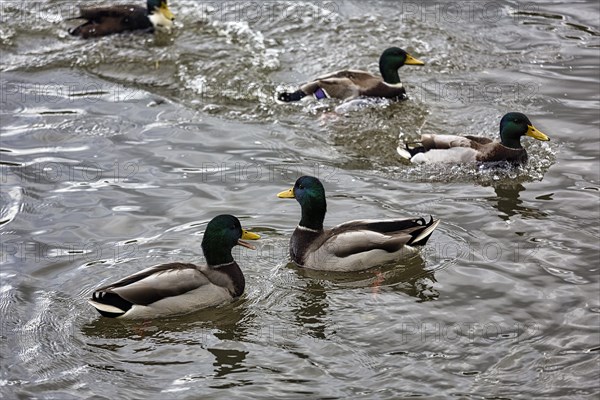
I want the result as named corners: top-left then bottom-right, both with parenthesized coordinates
top-left (68, 25), bottom-right (81, 36)
top-left (90, 291), bottom-right (133, 318)
top-left (68, 22), bottom-right (89, 37)
top-left (405, 142), bottom-right (427, 157)
top-left (277, 90), bottom-right (306, 102)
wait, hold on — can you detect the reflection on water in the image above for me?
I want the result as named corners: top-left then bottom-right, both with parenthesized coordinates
top-left (208, 347), bottom-right (249, 381)
top-left (291, 253), bottom-right (440, 301)
top-left (82, 302), bottom-right (247, 350)
top-left (282, 254), bottom-right (440, 340)
top-left (292, 277), bottom-right (329, 341)
top-left (82, 301), bottom-right (252, 382)
top-left (489, 182), bottom-right (549, 221)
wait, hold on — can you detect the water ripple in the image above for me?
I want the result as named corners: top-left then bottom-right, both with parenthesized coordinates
top-left (0, 186), bottom-right (23, 228)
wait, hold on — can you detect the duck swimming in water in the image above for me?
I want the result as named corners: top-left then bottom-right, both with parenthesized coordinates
top-left (69, 0), bottom-right (175, 38)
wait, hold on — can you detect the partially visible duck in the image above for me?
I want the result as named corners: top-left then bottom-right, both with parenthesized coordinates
top-left (277, 47), bottom-right (425, 102)
top-left (89, 215), bottom-right (259, 319)
top-left (277, 176), bottom-right (439, 271)
top-left (69, 0), bottom-right (175, 38)
top-left (397, 112), bottom-right (550, 164)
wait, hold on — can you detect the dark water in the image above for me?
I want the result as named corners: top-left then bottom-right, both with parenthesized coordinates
top-left (1, 0), bottom-right (599, 398)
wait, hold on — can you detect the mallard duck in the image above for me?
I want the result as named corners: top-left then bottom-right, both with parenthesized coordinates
top-left (277, 176), bottom-right (440, 271)
top-left (277, 47), bottom-right (425, 102)
top-left (397, 112), bottom-right (550, 164)
top-left (69, 0), bottom-right (175, 38)
top-left (88, 215), bottom-right (260, 319)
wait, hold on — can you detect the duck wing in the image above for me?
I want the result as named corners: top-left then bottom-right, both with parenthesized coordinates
top-left (69, 5), bottom-right (150, 38)
top-left (77, 5), bottom-right (146, 21)
top-left (90, 263), bottom-right (210, 316)
top-left (420, 134), bottom-right (485, 150)
top-left (323, 229), bottom-right (414, 258)
top-left (314, 69), bottom-right (379, 82)
top-left (463, 135), bottom-right (494, 145)
top-left (316, 70), bottom-right (405, 99)
top-left (330, 217), bottom-right (439, 249)
top-left (301, 218), bottom-right (439, 271)
top-left (398, 134), bottom-right (495, 164)
top-left (300, 70), bottom-right (382, 99)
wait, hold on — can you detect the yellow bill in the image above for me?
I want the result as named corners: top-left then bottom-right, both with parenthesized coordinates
top-left (526, 125), bottom-right (550, 141)
top-left (238, 230), bottom-right (260, 250)
top-left (277, 188), bottom-right (295, 199)
top-left (405, 53), bottom-right (425, 66)
top-left (160, 2), bottom-right (175, 20)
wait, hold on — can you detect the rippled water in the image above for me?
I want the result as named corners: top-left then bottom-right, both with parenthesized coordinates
top-left (1, 0), bottom-right (599, 398)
